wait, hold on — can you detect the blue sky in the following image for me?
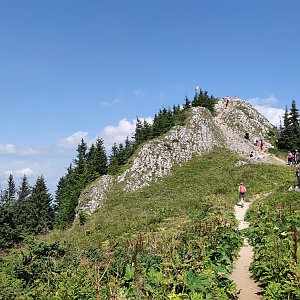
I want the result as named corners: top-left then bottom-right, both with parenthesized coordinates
top-left (0, 0), bottom-right (299, 193)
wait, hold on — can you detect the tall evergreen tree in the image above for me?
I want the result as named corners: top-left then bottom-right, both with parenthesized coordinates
top-left (15, 175), bottom-right (32, 231)
top-left (18, 174), bottom-right (31, 201)
top-left (124, 136), bottom-right (134, 161)
top-left (134, 118), bottom-right (145, 145)
top-left (29, 176), bottom-right (54, 235)
top-left (0, 205), bottom-right (21, 249)
top-left (108, 143), bottom-right (120, 175)
top-left (94, 137), bottom-right (108, 175)
top-left (74, 138), bottom-right (88, 176)
top-left (289, 99), bottom-right (300, 149)
top-left (2, 174), bottom-right (16, 205)
top-left (183, 96), bottom-right (191, 110)
top-left (278, 102), bottom-right (300, 150)
top-left (55, 165), bottom-right (79, 228)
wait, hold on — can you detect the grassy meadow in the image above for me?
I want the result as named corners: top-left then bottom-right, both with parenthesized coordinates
top-left (0, 148), bottom-right (294, 299)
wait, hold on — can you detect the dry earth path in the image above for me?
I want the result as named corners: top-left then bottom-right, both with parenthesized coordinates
top-left (230, 201), bottom-right (261, 299)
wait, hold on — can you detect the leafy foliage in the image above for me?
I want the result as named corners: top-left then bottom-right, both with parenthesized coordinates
top-left (0, 149), bottom-right (293, 299)
top-left (246, 189), bottom-right (300, 299)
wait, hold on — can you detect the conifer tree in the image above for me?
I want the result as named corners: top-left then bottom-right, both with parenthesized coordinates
top-left (15, 175), bottom-right (32, 231)
top-left (277, 101), bottom-right (300, 150)
top-left (0, 205), bottom-right (20, 249)
top-left (108, 143), bottom-right (120, 175)
top-left (28, 176), bottom-right (54, 235)
top-left (55, 165), bottom-right (79, 228)
top-left (289, 100), bottom-right (300, 149)
top-left (2, 174), bottom-right (16, 205)
top-left (74, 138), bottom-right (88, 176)
top-left (134, 118), bottom-right (144, 145)
top-left (183, 96), bottom-right (191, 110)
top-left (124, 136), bottom-right (134, 161)
top-left (94, 137), bottom-right (108, 175)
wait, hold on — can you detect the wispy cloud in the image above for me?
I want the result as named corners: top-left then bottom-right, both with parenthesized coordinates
top-left (247, 95), bottom-right (284, 126)
top-left (247, 95), bottom-right (278, 106)
top-left (15, 167), bottom-right (33, 176)
top-left (133, 89), bottom-right (143, 97)
top-left (0, 144), bottom-right (40, 156)
top-left (100, 98), bottom-right (122, 107)
top-left (100, 117), bottom-right (153, 149)
top-left (57, 131), bottom-right (90, 148)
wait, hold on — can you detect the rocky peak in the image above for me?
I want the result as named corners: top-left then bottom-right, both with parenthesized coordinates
top-left (77, 97), bottom-right (275, 216)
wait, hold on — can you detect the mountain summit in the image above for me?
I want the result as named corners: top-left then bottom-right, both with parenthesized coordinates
top-left (77, 97), bottom-right (275, 215)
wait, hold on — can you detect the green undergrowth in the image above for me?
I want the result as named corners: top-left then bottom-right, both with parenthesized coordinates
top-left (246, 188), bottom-right (300, 299)
top-left (0, 149), bottom-right (293, 299)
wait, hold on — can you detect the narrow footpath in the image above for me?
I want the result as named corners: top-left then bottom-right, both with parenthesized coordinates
top-left (230, 201), bottom-right (261, 300)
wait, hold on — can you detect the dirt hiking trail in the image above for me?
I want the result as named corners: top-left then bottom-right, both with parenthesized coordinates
top-left (230, 201), bottom-right (261, 299)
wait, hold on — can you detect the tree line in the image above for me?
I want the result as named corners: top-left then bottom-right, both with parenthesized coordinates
top-left (0, 174), bottom-right (54, 249)
top-left (0, 89), bottom-right (218, 249)
top-left (277, 99), bottom-right (300, 151)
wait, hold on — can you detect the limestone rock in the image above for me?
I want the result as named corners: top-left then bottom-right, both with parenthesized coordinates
top-left (76, 97), bottom-right (275, 215)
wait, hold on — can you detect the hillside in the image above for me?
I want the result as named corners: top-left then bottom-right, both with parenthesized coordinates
top-left (1, 98), bottom-right (296, 299)
top-left (77, 97), bottom-right (277, 216)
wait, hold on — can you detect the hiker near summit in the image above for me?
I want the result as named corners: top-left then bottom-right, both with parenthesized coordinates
top-left (296, 167), bottom-right (300, 188)
top-left (238, 183), bottom-right (246, 208)
top-left (287, 151), bottom-right (293, 165)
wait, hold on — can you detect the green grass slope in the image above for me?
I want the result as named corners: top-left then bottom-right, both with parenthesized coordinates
top-left (0, 148), bottom-right (294, 299)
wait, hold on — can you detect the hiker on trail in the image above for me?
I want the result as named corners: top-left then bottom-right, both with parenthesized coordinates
top-left (244, 132), bottom-right (250, 140)
top-left (225, 98), bottom-right (230, 108)
top-left (260, 139), bottom-right (264, 151)
top-left (296, 167), bottom-right (300, 188)
top-left (238, 183), bottom-right (246, 208)
top-left (294, 150), bottom-right (299, 165)
top-left (287, 151), bottom-right (293, 165)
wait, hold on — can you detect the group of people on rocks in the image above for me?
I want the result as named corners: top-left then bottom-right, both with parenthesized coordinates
top-left (287, 150), bottom-right (299, 166)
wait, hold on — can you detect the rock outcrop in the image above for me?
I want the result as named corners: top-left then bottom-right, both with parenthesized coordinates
top-left (77, 97), bottom-right (275, 215)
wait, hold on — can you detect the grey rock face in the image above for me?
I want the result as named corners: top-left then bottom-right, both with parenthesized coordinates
top-left (77, 97), bottom-right (274, 215)
top-left (77, 175), bottom-right (113, 215)
top-left (118, 107), bottom-right (223, 192)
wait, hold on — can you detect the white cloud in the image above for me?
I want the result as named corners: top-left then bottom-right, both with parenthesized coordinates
top-left (133, 90), bottom-right (143, 96)
top-left (253, 105), bottom-right (284, 127)
top-left (3, 170), bottom-right (13, 176)
top-left (247, 95), bottom-right (285, 127)
top-left (247, 95), bottom-right (278, 106)
top-left (16, 168), bottom-right (33, 177)
top-left (0, 144), bottom-right (40, 156)
top-left (100, 98), bottom-right (122, 107)
top-left (101, 117), bottom-right (153, 148)
top-left (57, 131), bottom-right (89, 148)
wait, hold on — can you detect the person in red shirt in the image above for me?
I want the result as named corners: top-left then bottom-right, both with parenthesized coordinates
top-left (238, 183), bottom-right (246, 208)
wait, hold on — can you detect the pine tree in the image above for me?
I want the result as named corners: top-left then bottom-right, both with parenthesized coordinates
top-left (0, 205), bottom-right (21, 249)
top-left (73, 138), bottom-right (88, 176)
top-left (183, 96), bottom-right (191, 110)
top-left (134, 118), bottom-right (144, 145)
top-left (2, 174), bottom-right (16, 205)
top-left (124, 136), bottom-right (134, 161)
top-left (94, 137), bottom-right (108, 175)
top-left (28, 176), bottom-right (54, 235)
top-left (289, 100), bottom-right (300, 150)
top-left (14, 175), bottom-right (32, 231)
top-left (55, 165), bottom-right (80, 228)
top-left (278, 102), bottom-right (300, 150)
top-left (108, 143), bottom-right (120, 175)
